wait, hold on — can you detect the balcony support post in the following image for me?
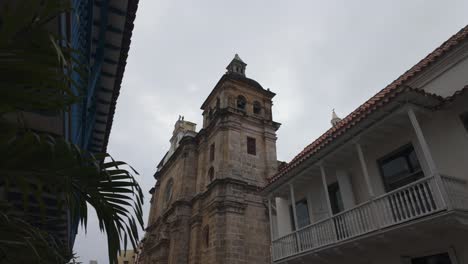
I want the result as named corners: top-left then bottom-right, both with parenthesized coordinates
top-left (355, 142), bottom-right (375, 198)
top-left (320, 164), bottom-right (338, 242)
top-left (319, 165), bottom-right (333, 217)
top-left (356, 142), bottom-right (382, 229)
top-left (268, 196), bottom-right (274, 240)
top-left (289, 183), bottom-right (301, 252)
top-left (407, 107), bottom-right (450, 209)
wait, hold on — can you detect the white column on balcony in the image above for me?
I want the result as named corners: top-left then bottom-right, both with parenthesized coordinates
top-left (276, 197), bottom-right (293, 236)
top-left (407, 107), bottom-right (438, 175)
top-left (268, 196), bottom-right (274, 239)
top-left (289, 182), bottom-right (301, 251)
top-left (319, 164), bottom-right (333, 217)
top-left (355, 142), bottom-right (375, 197)
top-left (407, 107), bottom-right (449, 209)
top-left (289, 183), bottom-right (299, 230)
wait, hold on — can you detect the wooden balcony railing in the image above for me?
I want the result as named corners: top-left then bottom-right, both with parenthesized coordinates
top-left (271, 175), bottom-right (468, 261)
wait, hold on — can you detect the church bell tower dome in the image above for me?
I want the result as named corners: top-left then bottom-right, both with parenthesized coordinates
top-left (226, 53), bottom-right (247, 76)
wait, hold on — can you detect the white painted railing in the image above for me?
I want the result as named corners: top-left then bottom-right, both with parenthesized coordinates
top-left (441, 175), bottom-right (468, 211)
top-left (331, 200), bottom-right (377, 241)
top-left (297, 218), bottom-right (335, 251)
top-left (373, 176), bottom-right (443, 228)
top-left (272, 232), bottom-right (297, 260)
top-left (271, 175), bottom-right (468, 261)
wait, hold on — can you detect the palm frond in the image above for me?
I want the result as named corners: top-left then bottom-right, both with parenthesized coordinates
top-left (0, 124), bottom-right (145, 264)
top-left (0, 202), bottom-right (70, 264)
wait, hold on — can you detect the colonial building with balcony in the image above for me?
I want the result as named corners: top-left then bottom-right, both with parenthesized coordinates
top-left (262, 25), bottom-right (468, 264)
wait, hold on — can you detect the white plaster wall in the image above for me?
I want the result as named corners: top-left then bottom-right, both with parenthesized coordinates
top-left (303, 176), bottom-right (329, 222)
top-left (416, 52), bottom-right (468, 97)
top-left (336, 170), bottom-right (356, 209)
top-left (422, 96), bottom-right (468, 180)
top-left (275, 197), bottom-right (292, 237)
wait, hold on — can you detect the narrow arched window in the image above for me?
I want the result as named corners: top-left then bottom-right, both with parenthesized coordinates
top-left (164, 178), bottom-right (174, 204)
top-left (253, 101), bottom-right (261, 115)
top-left (237, 95), bottom-right (246, 110)
top-left (203, 225), bottom-right (210, 247)
top-left (208, 108), bottom-right (213, 120)
top-left (210, 143), bottom-right (215, 161)
top-left (208, 167), bottom-right (214, 182)
top-left (216, 97), bottom-right (220, 109)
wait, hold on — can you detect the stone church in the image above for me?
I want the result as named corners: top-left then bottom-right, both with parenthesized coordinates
top-left (138, 55), bottom-right (281, 264)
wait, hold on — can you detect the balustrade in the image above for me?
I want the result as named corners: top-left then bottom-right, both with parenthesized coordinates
top-left (271, 175), bottom-right (468, 261)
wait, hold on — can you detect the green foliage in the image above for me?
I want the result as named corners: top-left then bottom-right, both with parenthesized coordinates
top-left (0, 202), bottom-right (70, 264)
top-left (0, 0), bottom-right (84, 115)
top-left (0, 124), bottom-right (144, 264)
top-left (0, 1), bottom-right (144, 264)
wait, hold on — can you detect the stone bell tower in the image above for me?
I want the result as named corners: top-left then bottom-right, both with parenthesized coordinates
top-left (191, 54), bottom-right (281, 264)
top-left (140, 54), bottom-right (280, 264)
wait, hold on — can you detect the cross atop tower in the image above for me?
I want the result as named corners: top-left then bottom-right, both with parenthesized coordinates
top-left (226, 53), bottom-right (247, 76)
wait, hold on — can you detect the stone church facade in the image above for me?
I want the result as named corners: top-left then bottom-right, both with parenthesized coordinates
top-left (138, 55), bottom-right (281, 264)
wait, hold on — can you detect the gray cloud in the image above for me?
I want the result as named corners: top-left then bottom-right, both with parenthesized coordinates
top-left (74, 1), bottom-right (468, 263)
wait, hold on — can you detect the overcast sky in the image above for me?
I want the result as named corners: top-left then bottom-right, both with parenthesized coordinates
top-left (75, 1), bottom-right (468, 263)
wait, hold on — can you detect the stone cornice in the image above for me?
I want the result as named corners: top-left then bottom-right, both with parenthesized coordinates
top-left (153, 136), bottom-right (197, 180)
top-left (207, 199), bottom-right (247, 216)
top-left (146, 199), bottom-right (192, 231)
top-left (197, 107), bottom-right (280, 143)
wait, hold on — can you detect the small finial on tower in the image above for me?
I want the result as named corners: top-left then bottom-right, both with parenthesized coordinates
top-left (226, 54), bottom-right (247, 76)
top-left (331, 109), bottom-right (342, 126)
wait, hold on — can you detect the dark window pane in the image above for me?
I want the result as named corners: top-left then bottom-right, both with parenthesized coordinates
top-left (253, 101), bottom-right (261, 115)
top-left (237, 95), bottom-right (246, 110)
top-left (203, 225), bottom-right (210, 247)
top-left (247, 137), bottom-right (256, 155)
top-left (295, 199), bottom-right (310, 228)
top-left (210, 143), bottom-right (215, 161)
top-left (208, 167), bottom-right (214, 182)
top-left (328, 183), bottom-right (344, 214)
top-left (381, 156), bottom-right (410, 178)
top-left (460, 112), bottom-right (468, 132)
top-left (378, 144), bottom-right (423, 191)
top-left (164, 179), bottom-right (173, 204)
top-left (289, 199), bottom-right (310, 230)
top-left (408, 149), bottom-right (421, 171)
top-left (411, 252), bottom-right (452, 264)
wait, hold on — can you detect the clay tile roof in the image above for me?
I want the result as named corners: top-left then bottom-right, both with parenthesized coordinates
top-left (265, 24), bottom-right (468, 189)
